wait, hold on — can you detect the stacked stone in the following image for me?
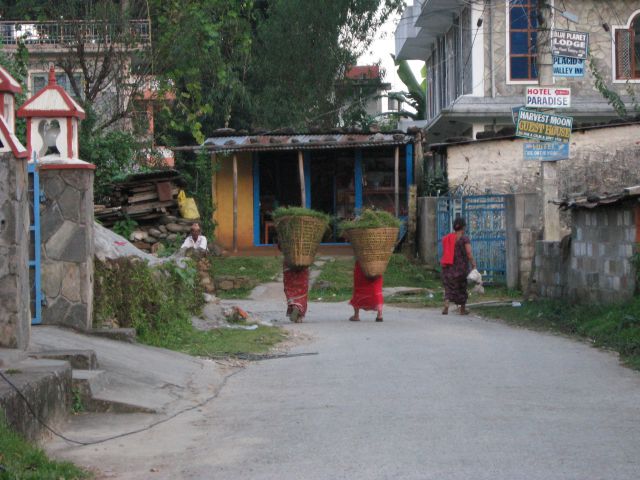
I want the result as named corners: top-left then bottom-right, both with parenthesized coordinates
top-left (127, 215), bottom-right (196, 252)
top-left (0, 152), bottom-right (30, 349)
top-left (40, 168), bottom-right (94, 330)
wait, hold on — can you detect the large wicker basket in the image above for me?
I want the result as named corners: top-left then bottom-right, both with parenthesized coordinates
top-left (275, 215), bottom-right (328, 267)
top-left (346, 227), bottom-right (399, 277)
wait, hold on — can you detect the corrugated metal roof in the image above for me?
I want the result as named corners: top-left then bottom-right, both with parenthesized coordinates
top-left (558, 185), bottom-right (640, 210)
top-left (202, 133), bottom-right (412, 153)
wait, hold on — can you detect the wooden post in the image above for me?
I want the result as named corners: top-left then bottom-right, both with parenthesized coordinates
top-left (232, 154), bottom-right (238, 253)
top-left (298, 151), bottom-right (306, 207)
top-left (394, 146), bottom-right (400, 217)
top-left (211, 153), bottom-right (217, 226)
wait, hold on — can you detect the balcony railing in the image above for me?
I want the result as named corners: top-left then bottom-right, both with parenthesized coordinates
top-left (0, 20), bottom-right (150, 46)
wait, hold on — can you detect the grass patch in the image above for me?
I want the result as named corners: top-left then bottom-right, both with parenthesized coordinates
top-left (0, 412), bottom-right (89, 479)
top-left (339, 208), bottom-right (401, 232)
top-left (140, 322), bottom-right (287, 357)
top-left (210, 256), bottom-right (282, 299)
top-left (95, 257), bottom-right (286, 357)
top-left (310, 254), bottom-right (443, 302)
top-left (476, 297), bottom-right (640, 369)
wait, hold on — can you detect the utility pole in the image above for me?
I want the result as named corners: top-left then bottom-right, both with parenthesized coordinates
top-left (538, 1), bottom-right (562, 241)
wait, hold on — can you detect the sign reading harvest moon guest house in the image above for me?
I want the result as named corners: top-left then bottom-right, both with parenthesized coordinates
top-left (516, 108), bottom-right (573, 143)
top-left (551, 30), bottom-right (589, 59)
top-left (525, 87), bottom-right (571, 108)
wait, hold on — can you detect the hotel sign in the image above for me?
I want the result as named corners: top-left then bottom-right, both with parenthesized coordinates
top-left (526, 87), bottom-right (571, 108)
top-left (516, 108), bottom-right (573, 143)
top-left (523, 142), bottom-right (570, 161)
top-left (551, 30), bottom-right (589, 59)
top-left (553, 56), bottom-right (585, 77)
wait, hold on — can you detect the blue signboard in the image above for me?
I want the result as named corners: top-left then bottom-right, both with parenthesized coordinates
top-left (553, 56), bottom-right (585, 77)
top-left (524, 142), bottom-right (570, 161)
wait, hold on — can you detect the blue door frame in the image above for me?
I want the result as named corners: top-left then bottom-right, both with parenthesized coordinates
top-left (253, 144), bottom-right (414, 246)
top-left (28, 152), bottom-right (43, 325)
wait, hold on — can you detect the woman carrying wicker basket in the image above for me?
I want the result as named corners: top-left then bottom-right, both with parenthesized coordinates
top-left (441, 217), bottom-right (476, 315)
top-left (283, 263), bottom-right (309, 323)
top-left (349, 262), bottom-right (384, 322)
top-left (274, 207), bottom-right (330, 324)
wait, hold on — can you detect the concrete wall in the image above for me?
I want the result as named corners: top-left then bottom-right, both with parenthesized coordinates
top-left (417, 197), bottom-right (437, 268)
top-left (40, 166), bottom-right (95, 330)
top-left (0, 153), bottom-right (30, 349)
top-left (213, 153), bottom-right (254, 250)
top-left (533, 203), bottom-right (639, 303)
top-left (446, 124), bottom-right (640, 199)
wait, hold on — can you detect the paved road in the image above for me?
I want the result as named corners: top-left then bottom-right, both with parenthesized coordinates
top-left (52, 300), bottom-right (640, 479)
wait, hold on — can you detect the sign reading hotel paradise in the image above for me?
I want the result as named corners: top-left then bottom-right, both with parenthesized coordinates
top-left (526, 87), bottom-right (571, 108)
top-left (551, 30), bottom-right (589, 59)
top-left (516, 108), bottom-right (573, 143)
top-left (523, 142), bottom-right (570, 161)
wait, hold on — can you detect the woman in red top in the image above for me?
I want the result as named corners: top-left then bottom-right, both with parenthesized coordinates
top-left (440, 217), bottom-right (476, 315)
top-left (349, 262), bottom-right (384, 322)
top-left (283, 263), bottom-right (309, 323)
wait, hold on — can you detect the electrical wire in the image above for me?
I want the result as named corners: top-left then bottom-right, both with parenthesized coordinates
top-left (0, 365), bottom-right (244, 447)
top-left (0, 350), bottom-right (320, 447)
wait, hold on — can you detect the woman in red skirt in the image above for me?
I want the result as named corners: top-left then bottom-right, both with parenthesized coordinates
top-left (349, 261), bottom-right (384, 322)
top-left (283, 263), bottom-right (309, 323)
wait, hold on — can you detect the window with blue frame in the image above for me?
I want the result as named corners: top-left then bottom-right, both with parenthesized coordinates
top-left (509, 0), bottom-right (538, 81)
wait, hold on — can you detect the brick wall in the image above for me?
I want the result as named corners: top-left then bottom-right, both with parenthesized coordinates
top-left (533, 203), bottom-right (638, 303)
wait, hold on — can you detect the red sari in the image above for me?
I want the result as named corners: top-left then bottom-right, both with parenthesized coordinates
top-left (283, 264), bottom-right (309, 316)
top-left (350, 262), bottom-right (384, 311)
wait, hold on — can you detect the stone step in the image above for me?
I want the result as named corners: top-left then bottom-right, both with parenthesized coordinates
top-left (29, 349), bottom-right (98, 370)
top-left (0, 359), bottom-right (71, 442)
top-left (71, 369), bottom-right (157, 414)
top-left (89, 328), bottom-right (137, 343)
top-left (0, 349), bottom-right (27, 368)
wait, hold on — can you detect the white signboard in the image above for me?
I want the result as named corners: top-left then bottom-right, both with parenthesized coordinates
top-left (526, 87), bottom-right (571, 108)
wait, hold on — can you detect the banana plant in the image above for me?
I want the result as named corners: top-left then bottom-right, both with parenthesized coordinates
top-left (388, 54), bottom-right (426, 120)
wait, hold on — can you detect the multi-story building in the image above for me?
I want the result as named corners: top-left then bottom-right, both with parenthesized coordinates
top-left (395, 0), bottom-right (640, 142)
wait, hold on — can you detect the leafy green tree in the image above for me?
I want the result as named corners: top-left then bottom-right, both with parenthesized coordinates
top-left (150, 0), bottom-right (253, 143)
top-left (249, 0), bottom-right (403, 130)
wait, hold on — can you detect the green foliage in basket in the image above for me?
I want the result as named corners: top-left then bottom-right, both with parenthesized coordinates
top-left (339, 208), bottom-right (402, 234)
top-left (273, 206), bottom-right (331, 224)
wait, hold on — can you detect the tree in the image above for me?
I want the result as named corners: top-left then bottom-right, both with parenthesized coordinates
top-left (150, 0), bottom-right (253, 143)
top-left (248, 0), bottom-right (403, 130)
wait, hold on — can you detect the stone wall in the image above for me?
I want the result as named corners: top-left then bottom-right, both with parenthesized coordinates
top-left (40, 166), bottom-right (95, 330)
top-left (533, 203), bottom-right (638, 303)
top-left (0, 153), bottom-right (30, 349)
top-left (445, 124), bottom-right (640, 201)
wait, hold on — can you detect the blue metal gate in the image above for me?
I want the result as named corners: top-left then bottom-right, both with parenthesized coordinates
top-left (28, 153), bottom-right (43, 325)
top-left (437, 194), bottom-right (507, 283)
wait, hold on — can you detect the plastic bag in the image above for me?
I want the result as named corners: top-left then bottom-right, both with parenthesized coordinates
top-left (468, 268), bottom-right (484, 294)
top-left (177, 190), bottom-right (200, 220)
top-left (467, 268), bottom-right (482, 284)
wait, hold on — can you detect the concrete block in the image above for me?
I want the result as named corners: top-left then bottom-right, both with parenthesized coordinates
top-left (0, 360), bottom-right (71, 442)
top-left (29, 349), bottom-right (98, 370)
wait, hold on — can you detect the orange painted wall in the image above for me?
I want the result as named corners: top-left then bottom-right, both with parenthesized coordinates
top-left (213, 153), bottom-right (254, 250)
